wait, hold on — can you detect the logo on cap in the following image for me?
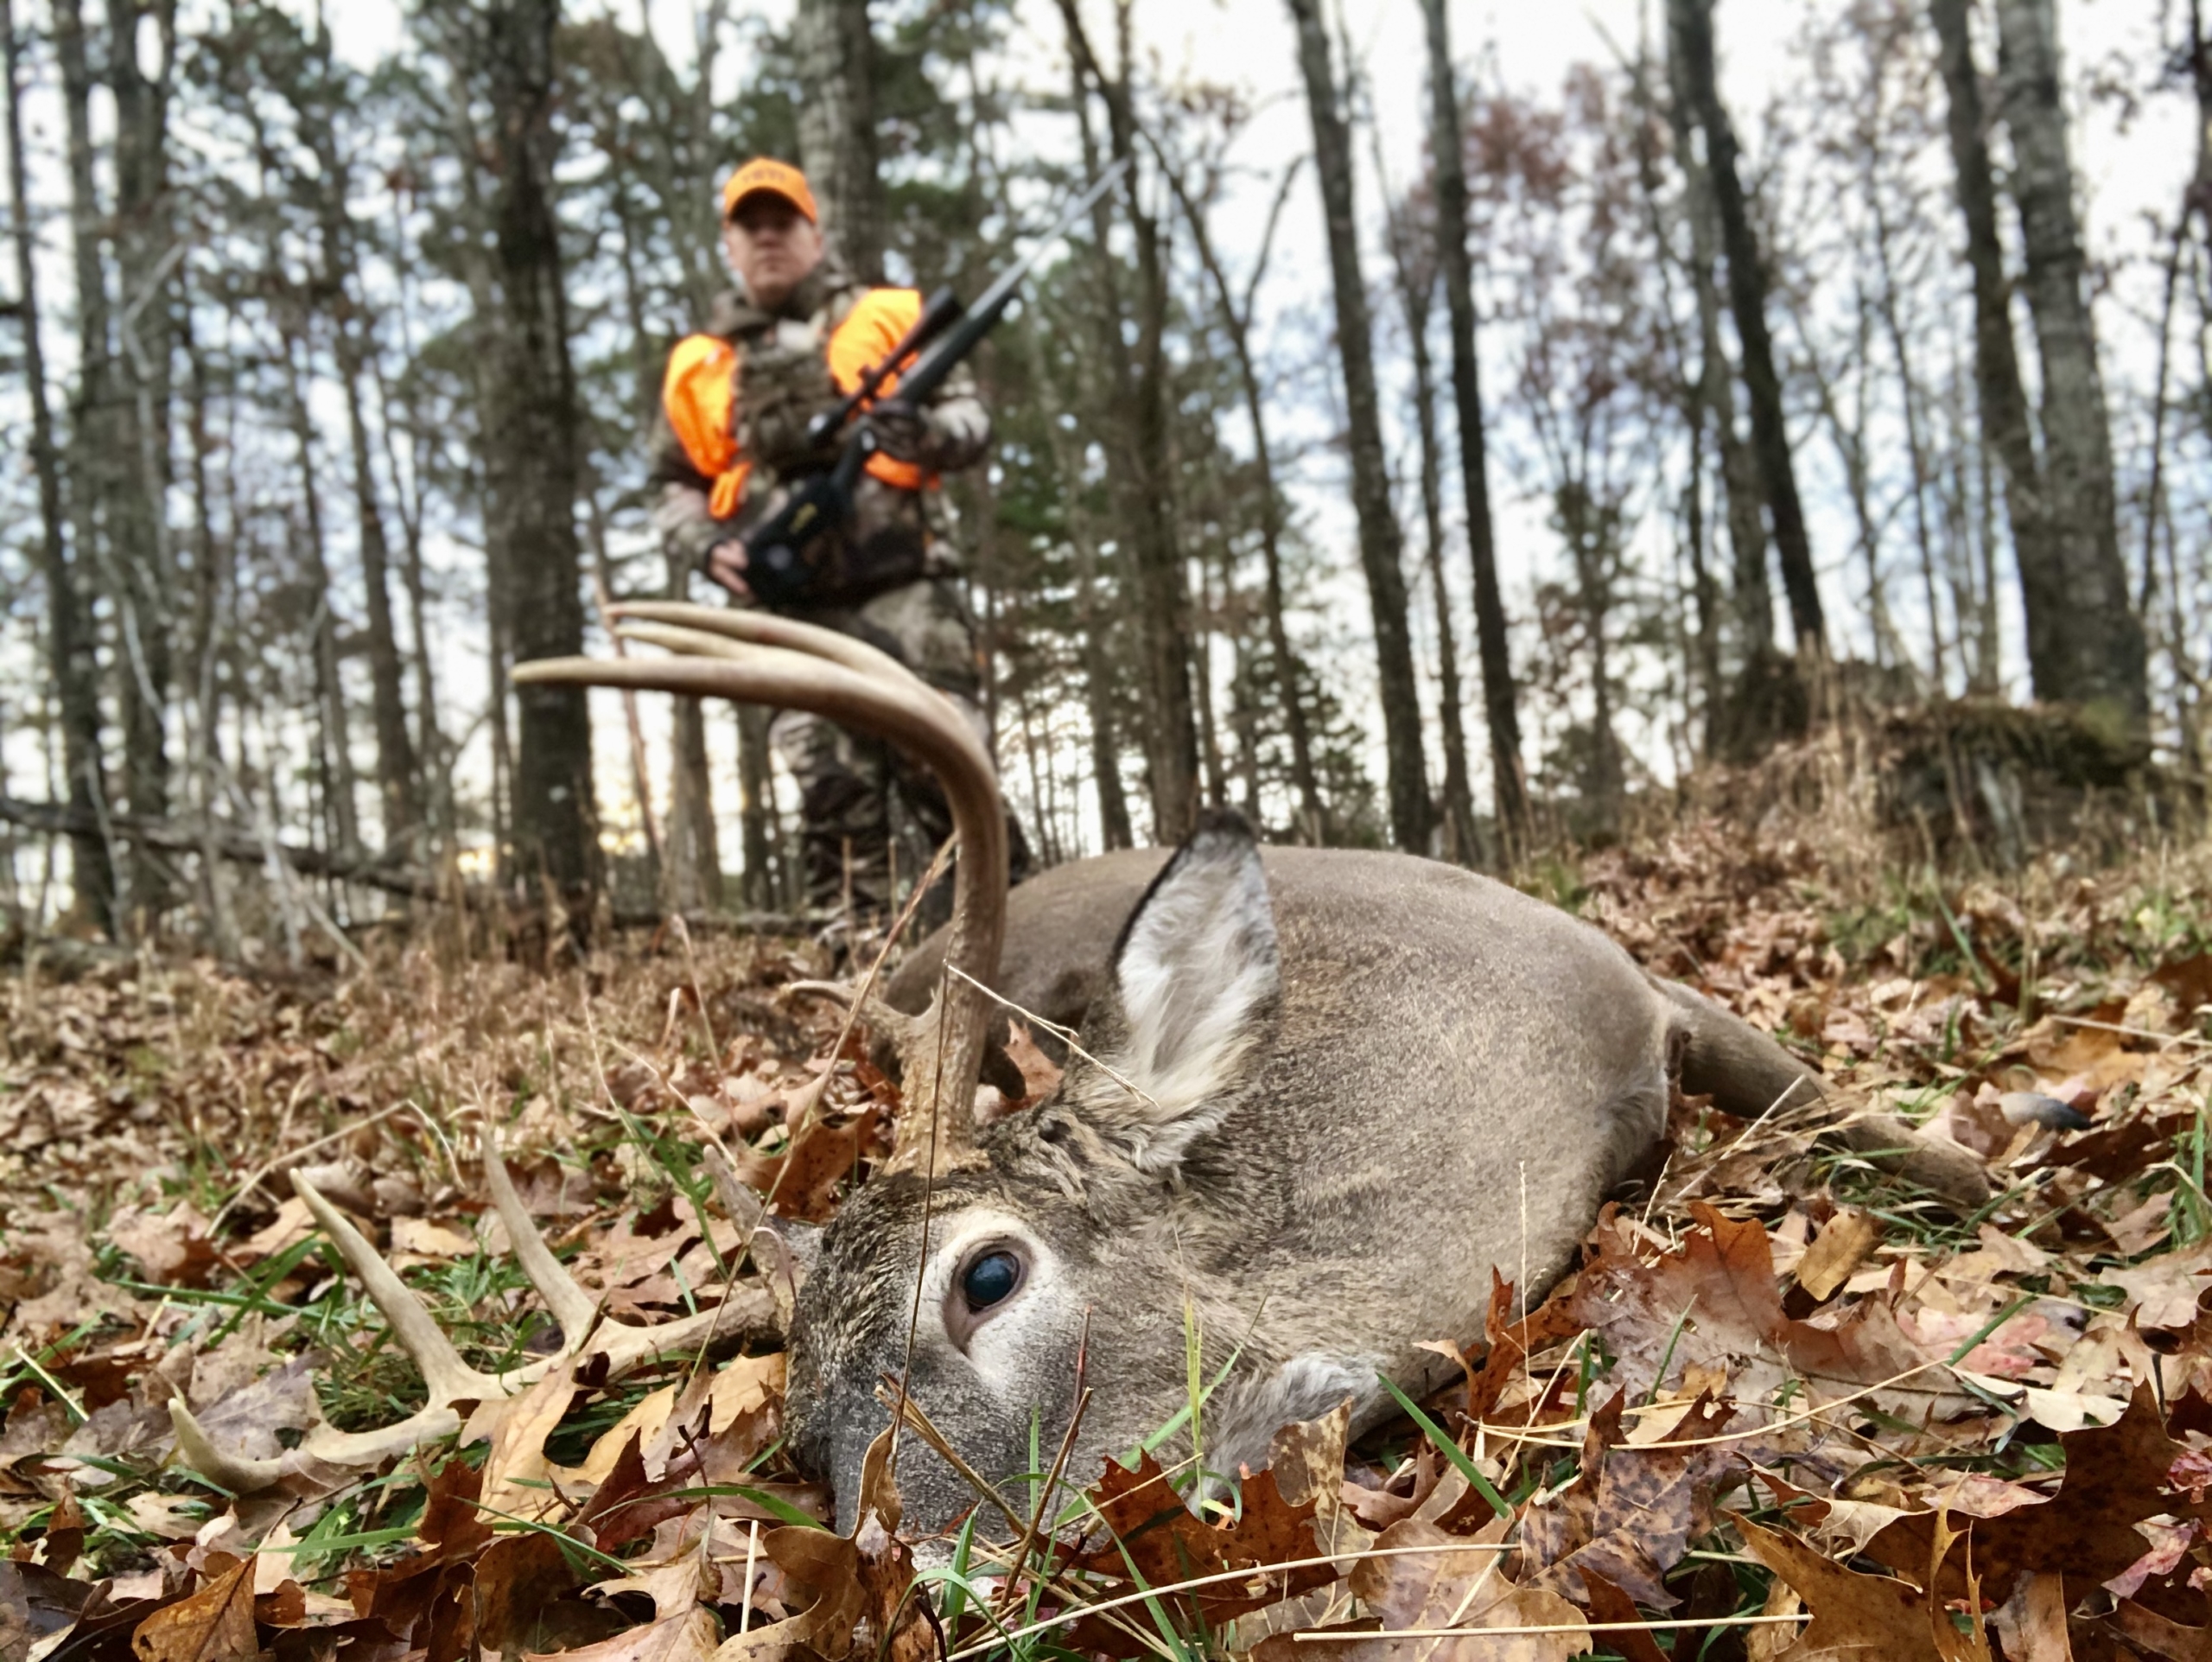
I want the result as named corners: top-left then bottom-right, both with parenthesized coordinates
top-left (721, 158), bottom-right (818, 225)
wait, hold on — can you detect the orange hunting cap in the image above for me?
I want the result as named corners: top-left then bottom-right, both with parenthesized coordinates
top-left (721, 157), bottom-right (818, 224)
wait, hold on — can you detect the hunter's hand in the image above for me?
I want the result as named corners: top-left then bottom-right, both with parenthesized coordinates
top-left (862, 398), bottom-right (932, 464)
top-left (705, 539), bottom-right (752, 599)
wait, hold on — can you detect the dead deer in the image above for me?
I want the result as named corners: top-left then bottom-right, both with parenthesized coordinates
top-left (174, 605), bottom-right (1986, 1551)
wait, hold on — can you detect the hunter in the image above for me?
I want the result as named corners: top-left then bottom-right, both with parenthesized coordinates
top-left (651, 157), bottom-right (1024, 930)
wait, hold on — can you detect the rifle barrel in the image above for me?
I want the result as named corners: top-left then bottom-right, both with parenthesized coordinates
top-left (889, 158), bottom-right (1132, 407)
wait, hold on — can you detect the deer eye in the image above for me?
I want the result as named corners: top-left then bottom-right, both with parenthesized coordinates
top-left (963, 1251), bottom-right (1020, 1310)
top-left (944, 1239), bottom-right (1033, 1351)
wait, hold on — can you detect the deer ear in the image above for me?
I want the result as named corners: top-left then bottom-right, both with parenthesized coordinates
top-left (1083, 812), bottom-right (1280, 1171)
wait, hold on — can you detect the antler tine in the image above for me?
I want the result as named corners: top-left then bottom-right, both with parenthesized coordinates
top-left (289, 1172), bottom-right (511, 1405)
top-left (475, 1120), bottom-right (783, 1369)
top-left (479, 1121), bottom-right (603, 1341)
top-left (168, 1401), bottom-right (286, 1493)
top-left (610, 601), bottom-right (933, 691)
top-left (173, 1150), bottom-right (786, 1495)
top-left (512, 640), bottom-right (1006, 1174)
top-left (169, 1391), bottom-right (472, 1495)
top-left (590, 1285), bottom-right (781, 1374)
top-left (168, 1171), bottom-right (512, 1493)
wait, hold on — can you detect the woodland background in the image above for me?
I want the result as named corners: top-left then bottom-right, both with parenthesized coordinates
top-left (0, 0), bottom-right (2205, 947)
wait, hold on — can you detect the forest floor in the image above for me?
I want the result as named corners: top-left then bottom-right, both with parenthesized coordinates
top-left (3, 808), bottom-right (2211, 1662)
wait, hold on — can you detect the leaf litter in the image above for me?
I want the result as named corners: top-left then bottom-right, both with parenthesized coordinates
top-left (3, 823), bottom-right (2212, 1659)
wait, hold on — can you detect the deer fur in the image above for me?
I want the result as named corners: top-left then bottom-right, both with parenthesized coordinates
top-left (509, 607), bottom-right (1987, 1551)
top-left (788, 818), bottom-right (1986, 1540)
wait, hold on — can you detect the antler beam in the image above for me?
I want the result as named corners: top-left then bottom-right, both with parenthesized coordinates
top-left (514, 603), bottom-right (1008, 1174)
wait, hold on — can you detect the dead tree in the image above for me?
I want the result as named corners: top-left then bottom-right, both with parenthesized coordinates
top-left (1992, 0), bottom-right (2150, 729)
top-left (1669, 0), bottom-right (1826, 657)
top-left (1420, 0), bottom-right (1529, 857)
top-left (1286, 0), bottom-right (1429, 853)
top-left (3, 0), bottom-right (111, 929)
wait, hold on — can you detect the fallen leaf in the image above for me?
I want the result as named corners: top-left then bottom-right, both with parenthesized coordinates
top-left (1001, 1021), bottom-right (1064, 1105)
top-left (1071, 1447), bottom-right (1334, 1624)
top-left (528, 1607), bottom-right (717, 1662)
top-left (477, 1360), bottom-right (580, 1523)
top-left (2100, 1239), bottom-right (2212, 1330)
top-left (1331, 1519), bottom-right (1587, 1662)
top-left (390, 1218), bottom-right (479, 1259)
top-left (1866, 1387), bottom-right (2212, 1602)
top-left (1796, 1208), bottom-right (1879, 1302)
top-left (1990, 1572), bottom-right (2072, 1662)
top-left (1565, 1202), bottom-right (1947, 1422)
top-left (1737, 1516), bottom-right (1942, 1662)
top-left (2114, 1595), bottom-right (2212, 1662)
top-left (1271, 1398), bottom-right (1371, 1562)
top-left (131, 1556), bottom-right (258, 1662)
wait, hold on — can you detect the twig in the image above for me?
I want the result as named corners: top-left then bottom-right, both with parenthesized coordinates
top-left (995, 1385), bottom-right (1092, 1614)
top-left (875, 1377), bottom-right (1027, 1535)
top-left (942, 963), bottom-right (1161, 1112)
top-left (1471, 1358), bottom-right (1952, 1450)
top-left (1292, 1613), bottom-right (1811, 1643)
top-left (940, 1539), bottom-right (1516, 1661)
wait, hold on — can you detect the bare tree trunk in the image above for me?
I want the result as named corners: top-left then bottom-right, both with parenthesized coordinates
top-left (1993, 0), bottom-right (2149, 729)
top-left (736, 705), bottom-right (778, 910)
top-left (4, 0), bottom-right (111, 931)
top-left (278, 318), bottom-right (362, 860)
top-left (1866, 171), bottom-right (1949, 691)
top-left (662, 537), bottom-right (723, 913)
top-left (1033, 330), bottom-right (1135, 850)
top-left (1624, 41), bottom-right (1722, 752)
top-left (1420, 0), bottom-right (1526, 857)
top-left (1161, 158), bottom-right (1325, 840)
top-left (106, 0), bottom-right (177, 908)
top-left (1795, 283), bottom-right (1914, 678)
top-left (1670, 0), bottom-right (1824, 655)
top-left (1287, 0), bottom-right (1428, 853)
top-left (1379, 203), bottom-right (1478, 863)
top-left (439, 0), bottom-right (596, 906)
top-left (1192, 554), bottom-right (1228, 811)
top-left (1930, 0), bottom-right (2061, 710)
top-left (304, 90), bottom-right (422, 854)
top-left (791, 0), bottom-right (882, 283)
top-left (1672, 113), bottom-right (1773, 662)
top-left (374, 198), bottom-right (453, 850)
top-left (179, 308), bottom-right (238, 956)
top-left (1057, 3), bottom-right (1199, 842)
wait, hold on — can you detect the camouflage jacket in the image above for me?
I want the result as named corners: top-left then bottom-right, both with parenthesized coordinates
top-left (648, 263), bottom-right (990, 596)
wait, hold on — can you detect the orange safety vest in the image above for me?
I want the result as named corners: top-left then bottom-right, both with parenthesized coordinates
top-left (660, 288), bottom-right (933, 519)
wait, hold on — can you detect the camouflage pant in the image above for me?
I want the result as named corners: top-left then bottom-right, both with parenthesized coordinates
top-left (768, 577), bottom-right (1027, 920)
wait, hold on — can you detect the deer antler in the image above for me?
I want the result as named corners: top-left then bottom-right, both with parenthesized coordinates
top-left (514, 603), bottom-right (1008, 1175)
top-left (169, 1124), bottom-right (778, 1493)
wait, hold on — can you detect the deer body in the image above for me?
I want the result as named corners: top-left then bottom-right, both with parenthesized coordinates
top-left (490, 608), bottom-right (1980, 1551)
top-left (787, 828), bottom-right (1807, 1538)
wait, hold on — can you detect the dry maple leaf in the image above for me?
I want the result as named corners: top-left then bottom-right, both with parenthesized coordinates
top-left (1067, 1447), bottom-right (1336, 1627)
top-left (525, 1607), bottom-right (718, 1662)
top-left (710, 1527), bottom-right (866, 1661)
top-left (1566, 1201), bottom-right (1952, 1422)
top-left (724, 1105), bottom-right (883, 1224)
top-left (1521, 1391), bottom-right (1740, 1609)
top-left (1865, 1386), bottom-right (2212, 1604)
top-left (1737, 1516), bottom-right (1950, 1662)
top-left (2113, 1593), bottom-right (2212, 1662)
top-left (130, 1556), bottom-right (258, 1662)
top-left (1465, 1269), bottom-right (1589, 1422)
top-left (1281, 1517), bottom-right (1588, 1662)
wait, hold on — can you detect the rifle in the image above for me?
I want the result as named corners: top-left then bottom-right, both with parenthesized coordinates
top-left (734, 157), bottom-right (1132, 607)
